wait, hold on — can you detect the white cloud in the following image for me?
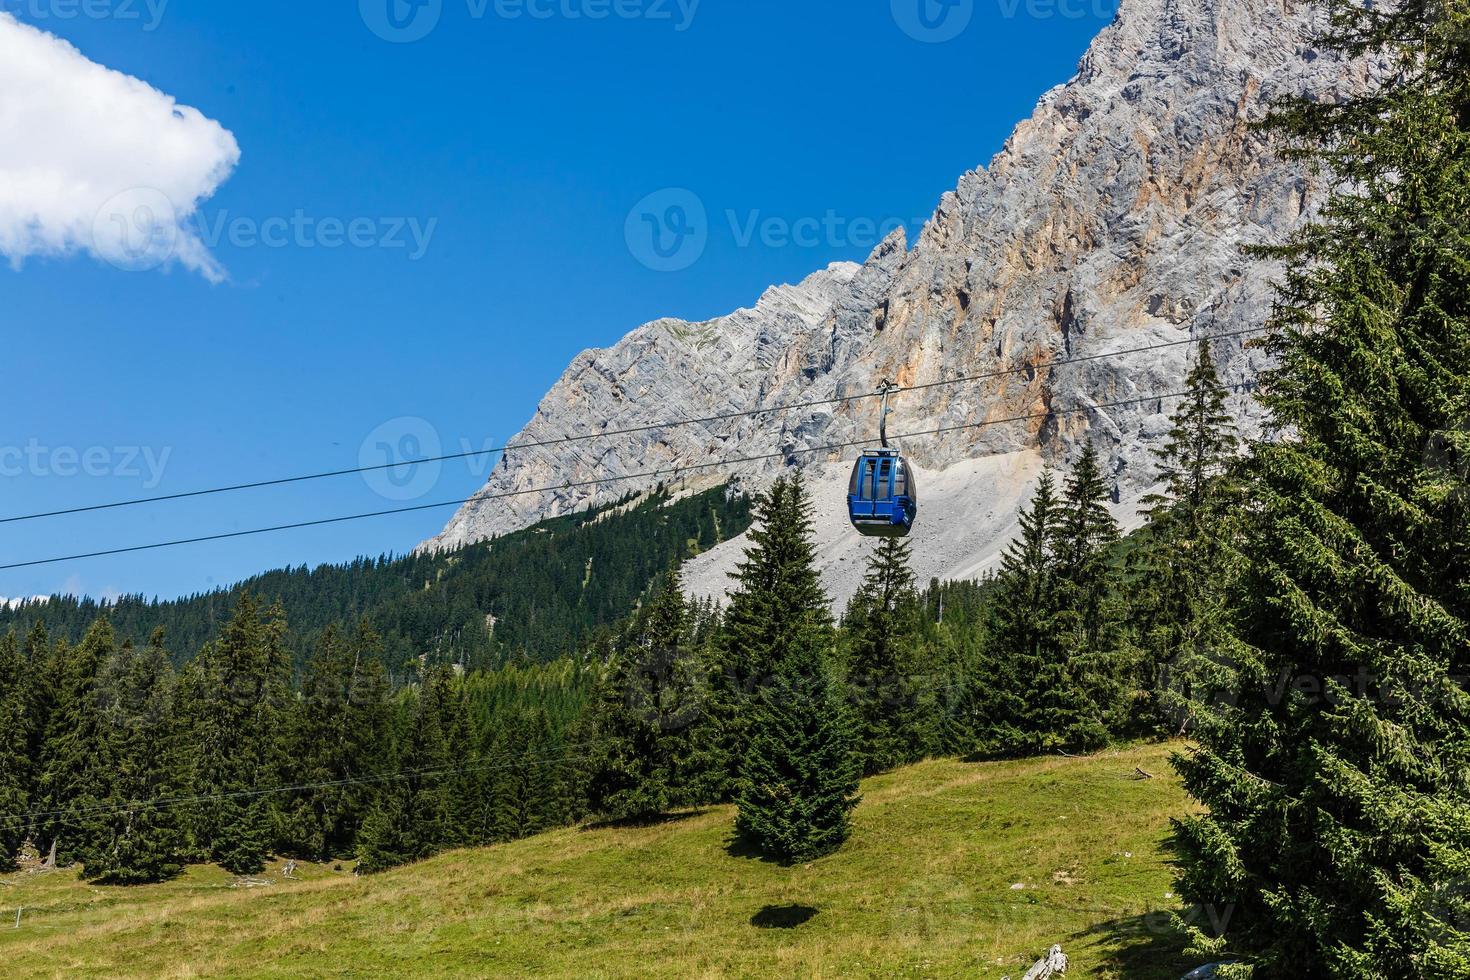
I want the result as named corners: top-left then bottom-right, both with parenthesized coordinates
top-left (0, 12), bottom-right (240, 281)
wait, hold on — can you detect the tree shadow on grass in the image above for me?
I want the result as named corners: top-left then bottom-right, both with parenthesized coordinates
top-left (724, 832), bottom-right (788, 865)
top-left (750, 904), bottom-right (819, 929)
top-left (580, 810), bottom-right (708, 832)
top-left (1068, 911), bottom-right (1197, 980)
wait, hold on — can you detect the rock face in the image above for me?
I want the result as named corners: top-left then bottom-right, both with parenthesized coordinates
top-left (424, 0), bottom-right (1374, 600)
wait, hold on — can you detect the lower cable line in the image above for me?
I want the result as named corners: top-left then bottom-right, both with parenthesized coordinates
top-left (0, 380), bottom-right (1259, 572)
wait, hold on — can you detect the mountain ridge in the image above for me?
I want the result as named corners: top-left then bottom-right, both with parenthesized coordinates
top-left (424, 0), bottom-right (1380, 603)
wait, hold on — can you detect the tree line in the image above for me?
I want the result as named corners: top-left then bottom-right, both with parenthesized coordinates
top-left (0, 485), bottom-right (753, 674)
top-left (0, 604), bottom-right (595, 882)
top-left (0, 334), bottom-right (1235, 878)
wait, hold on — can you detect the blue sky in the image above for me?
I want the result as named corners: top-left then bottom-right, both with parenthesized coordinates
top-left (0, 0), bottom-right (1112, 602)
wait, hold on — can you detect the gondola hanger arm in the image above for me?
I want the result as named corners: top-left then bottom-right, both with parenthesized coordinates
top-left (878, 379), bottom-right (898, 449)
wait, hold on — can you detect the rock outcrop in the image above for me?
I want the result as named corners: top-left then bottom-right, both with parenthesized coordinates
top-left (423, 0), bottom-right (1376, 602)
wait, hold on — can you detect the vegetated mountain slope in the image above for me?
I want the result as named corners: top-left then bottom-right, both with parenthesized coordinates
top-left (0, 486), bottom-right (750, 670)
top-left (0, 743), bottom-right (1196, 979)
top-left (424, 0), bottom-right (1381, 592)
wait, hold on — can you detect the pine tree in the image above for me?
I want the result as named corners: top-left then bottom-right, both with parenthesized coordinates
top-left (488, 706), bottom-right (572, 842)
top-left (580, 570), bottom-right (711, 821)
top-left (84, 628), bottom-right (185, 884)
top-left (1146, 339), bottom-right (1241, 530)
top-left (19, 622), bottom-right (54, 808)
top-left (1134, 340), bottom-right (1243, 734)
top-left (280, 624), bottom-right (393, 860)
top-left (1172, 3), bottom-right (1470, 974)
top-left (728, 472), bottom-right (859, 863)
top-left (0, 633), bottom-right (29, 869)
top-left (735, 635), bottom-right (860, 865)
top-left (1044, 445), bottom-right (1130, 750)
top-left (36, 621), bottom-right (114, 866)
top-left (708, 475), bottom-right (835, 799)
top-left (357, 668), bottom-right (459, 873)
top-left (355, 791), bottom-right (415, 875)
top-left (843, 538), bottom-right (925, 774)
top-left (441, 684), bottom-right (488, 849)
top-left (1054, 443), bottom-right (1123, 654)
top-left (964, 471), bottom-right (1066, 755)
top-left (178, 595), bottom-right (292, 875)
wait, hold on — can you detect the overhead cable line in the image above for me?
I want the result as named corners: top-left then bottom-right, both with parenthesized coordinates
top-left (0, 328), bottom-right (1267, 526)
top-left (0, 379), bottom-right (1260, 572)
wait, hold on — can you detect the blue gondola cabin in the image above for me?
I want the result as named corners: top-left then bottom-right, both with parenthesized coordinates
top-left (847, 449), bottom-right (918, 537)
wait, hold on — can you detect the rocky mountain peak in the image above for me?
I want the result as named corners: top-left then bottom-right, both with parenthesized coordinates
top-left (422, 0), bottom-right (1374, 604)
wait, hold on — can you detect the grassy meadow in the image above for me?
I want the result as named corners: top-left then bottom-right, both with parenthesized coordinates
top-left (0, 742), bottom-right (1201, 979)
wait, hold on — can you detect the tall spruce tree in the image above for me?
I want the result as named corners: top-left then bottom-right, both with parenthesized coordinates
top-left (963, 471), bottom-right (1066, 755)
top-left (357, 667), bottom-right (456, 873)
top-left (178, 595), bottom-right (292, 875)
top-left (280, 624), bottom-right (394, 860)
top-left (1172, 2), bottom-right (1470, 974)
top-left (843, 538), bottom-right (925, 774)
top-left (708, 474), bottom-right (835, 799)
top-left (84, 629), bottom-right (185, 884)
top-left (735, 629), bottom-right (860, 865)
top-left (0, 633), bottom-right (29, 869)
top-left (1053, 443), bottom-right (1123, 654)
top-left (20, 622), bottom-right (54, 810)
top-left (1042, 444), bottom-right (1130, 750)
top-left (439, 675), bottom-right (489, 849)
top-left (488, 705), bottom-right (572, 842)
top-left (1134, 340), bottom-right (1243, 734)
top-left (36, 621), bottom-right (113, 866)
top-left (730, 472), bottom-right (859, 863)
top-left (580, 569), bottom-right (712, 821)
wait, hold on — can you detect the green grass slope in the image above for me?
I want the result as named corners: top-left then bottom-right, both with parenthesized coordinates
top-left (0, 744), bottom-right (1199, 979)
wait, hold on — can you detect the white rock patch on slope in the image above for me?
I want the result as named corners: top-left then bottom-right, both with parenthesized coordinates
top-left (683, 450), bottom-right (1157, 610)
